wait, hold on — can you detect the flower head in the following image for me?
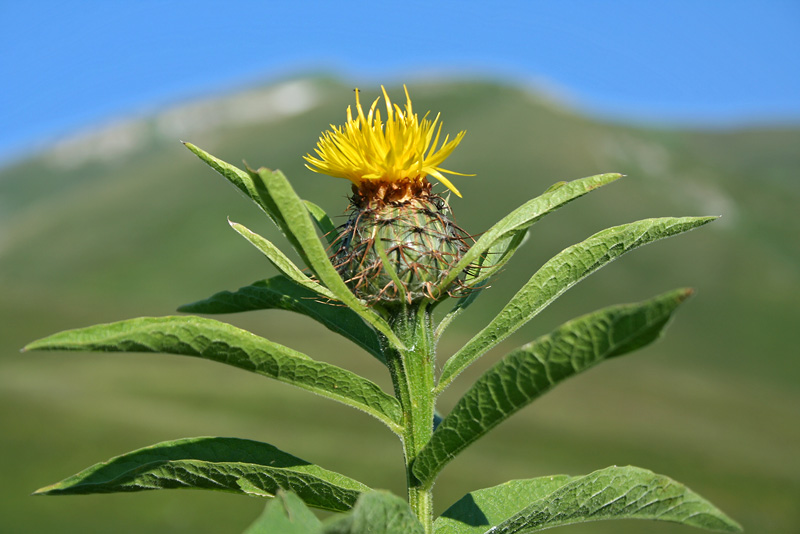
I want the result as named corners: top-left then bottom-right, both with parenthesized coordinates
top-left (304, 86), bottom-right (469, 201)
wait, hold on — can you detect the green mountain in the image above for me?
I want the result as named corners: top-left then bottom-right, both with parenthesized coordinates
top-left (2, 77), bottom-right (798, 533)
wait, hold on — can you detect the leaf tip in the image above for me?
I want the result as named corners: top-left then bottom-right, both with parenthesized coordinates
top-left (31, 484), bottom-right (54, 496)
top-left (727, 520), bottom-right (745, 533)
top-left (702, 513), bottom-right (745, 533)
top-left (677, 287), bottom-right (696, 302)
top-left (585, 172), bottom-right (623, 191)
top-left (21, 339), bottom-right (42, 353)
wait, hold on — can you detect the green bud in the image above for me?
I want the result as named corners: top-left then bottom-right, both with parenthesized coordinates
top-left (331, 193), bottom-right (470, 308)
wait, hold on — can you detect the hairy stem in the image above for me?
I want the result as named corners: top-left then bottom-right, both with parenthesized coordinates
top-left (384, 303), bottom-right (436, 533)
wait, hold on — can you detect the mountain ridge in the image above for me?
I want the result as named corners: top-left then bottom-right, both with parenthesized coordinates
top-left (2, 75), bottom-right (798, 534)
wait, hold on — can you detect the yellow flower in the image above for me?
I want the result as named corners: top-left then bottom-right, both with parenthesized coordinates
top-left (304, 85), bottom-right (469, 198)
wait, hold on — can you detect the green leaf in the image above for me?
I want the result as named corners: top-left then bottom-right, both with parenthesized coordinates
top-left (416, 289), bottom-right (693, 486)
top-left (33, 437), bottom-right (369, 513)
top-left (178, 275), bottom-right (384, 363)
top-left (183, 142), bottom-right (313, 271)
top-left (542, 180), bottom-right (568, 194)
top-left (464, 228), bottom-right (529, 288)
top-left (243, 491), bottom-right (323, 534)
top-left (436, 228), bottom-right (528, 338)
top-left (438, 466), bottom-right (741, 533)
top-left (305, 199), bottom-right (339, 246)
top-left (437, 216), bottom-right (716, 393)
top-left (256, 168), bottom-right (405, 349)
top-left (322, 491), bottom-right (425, 534)
top-left (435, 476), bottom-right (576, 534)
top-left (24, 316), bottom-right (402, 431)
top-left (435, 173), bottom-right (622, 294)
top-left (243, 166), bottom-right (310, 261)
top-left (183, 142), bottom-right (268, 212)
top-left (229, 219), bottom-right (337, 300)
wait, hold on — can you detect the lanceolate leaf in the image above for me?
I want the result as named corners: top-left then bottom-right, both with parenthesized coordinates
top-left (305, 199), bottom-right (339, 247)
top-left (464, 227), bottom-right (529, 289)
top-left (441, 466), bottom-right (741, 533)
top-left (33, 437), bottom-right (369, 513)
top-left (185, 148), bottom-right (402, 349)
top-left (322, 491), bottom-right (425, 534)
top-left (24, 316), bottom-right (402, 431)
top-left (229, 219), bottom-right (337, 300)
top-left (183, 142), bottom-right (270, 214)
top-left (178, 275), bottom-right (384, 362)
top-left (256, 167), bottom-right (405, 349)
top-left (415, 289), bottom-right (693, 486)
top-left (436, 228), bottom-right (528, 338)
top-left (437, 216), bottom-right (716, 392)
top-left (243, 491), bottom-right (323, 534)
top-left (183, 142), bottom-right (315, 272)
top-left (436, 173), bottom-right (622, 293)
top-left (244, 166), bottom-right (313, 265)
top-left (435, 476), bottom-right (576, 534)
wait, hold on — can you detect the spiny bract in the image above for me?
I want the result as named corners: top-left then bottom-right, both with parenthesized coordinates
top-left (331, 184), bottom-right (471, 306)
top-left (306, 86), bottom-right (472, 307)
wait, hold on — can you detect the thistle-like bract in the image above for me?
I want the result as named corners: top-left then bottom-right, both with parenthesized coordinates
top-left (305, 86), bottom-right (472, 306)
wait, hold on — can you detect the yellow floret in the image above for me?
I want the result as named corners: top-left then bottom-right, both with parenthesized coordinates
top-left (304, 86), bottom-right (469, 197)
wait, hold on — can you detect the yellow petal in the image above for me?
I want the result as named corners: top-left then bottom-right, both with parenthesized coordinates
top-left (304, 86), bottom-right (471, 196)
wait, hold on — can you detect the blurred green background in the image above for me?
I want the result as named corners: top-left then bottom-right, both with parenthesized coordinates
top-left (2, 77), bottom-right (798, 533)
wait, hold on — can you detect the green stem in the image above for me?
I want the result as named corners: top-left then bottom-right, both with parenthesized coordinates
top-left (384, 303), bottom-right (436, 533)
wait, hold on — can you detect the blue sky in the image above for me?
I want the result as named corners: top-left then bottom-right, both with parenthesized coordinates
top-left (2, 0), bottom-right (799, 164)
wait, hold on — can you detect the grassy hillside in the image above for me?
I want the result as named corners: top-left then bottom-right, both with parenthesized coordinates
top-left (2, 77), bottom-right (798, 533)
